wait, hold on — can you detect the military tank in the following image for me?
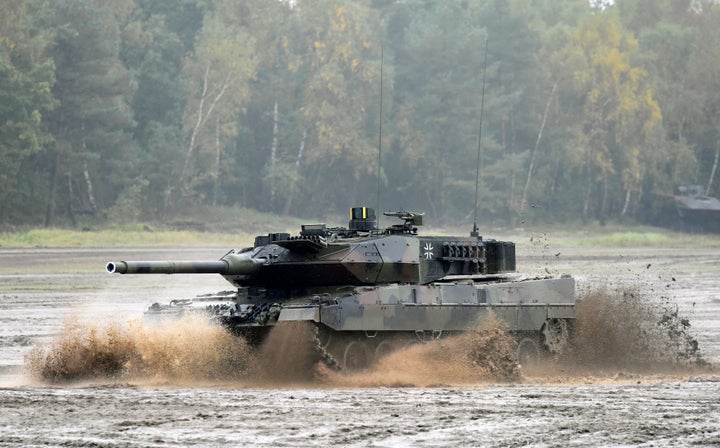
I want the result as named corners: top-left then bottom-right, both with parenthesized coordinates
top-left (107, 207), bottom-right (576, 370)
top-left (673, 185), bottom-right (720, 232)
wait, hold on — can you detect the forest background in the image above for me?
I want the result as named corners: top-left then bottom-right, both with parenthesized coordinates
top-left (2, 0), bottom-right (719, 231)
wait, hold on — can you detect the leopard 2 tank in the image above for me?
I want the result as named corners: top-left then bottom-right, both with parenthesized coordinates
top-left (106, 207), bottom-right (576, 369)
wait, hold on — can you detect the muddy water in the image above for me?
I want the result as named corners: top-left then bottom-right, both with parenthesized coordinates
top-left (1, 245), bottom-right (719, 447)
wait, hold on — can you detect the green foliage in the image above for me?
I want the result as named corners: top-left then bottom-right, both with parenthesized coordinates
top-left (3, 0), bottom-right (720, 229)
top-left (105, 178), bottom-right (150, 224)
top-left (0, 0), bottom-right (56, 223)
top-left (43, 0), bottom-right (137, 226)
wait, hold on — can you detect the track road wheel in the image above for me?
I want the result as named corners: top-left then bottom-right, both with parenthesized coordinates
top-left (374, 340), bottom-right (396, 362)
top-left (342, 340), bottom-right (371, 371)
top-left (516, 336), bottom-right (542, 367)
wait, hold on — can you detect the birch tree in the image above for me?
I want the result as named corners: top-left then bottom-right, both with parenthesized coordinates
top-left (164, 10), bottom-right (256, 211)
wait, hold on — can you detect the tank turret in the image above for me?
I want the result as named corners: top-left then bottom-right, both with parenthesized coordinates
top-left (108, 207), bottom-right (515, 288)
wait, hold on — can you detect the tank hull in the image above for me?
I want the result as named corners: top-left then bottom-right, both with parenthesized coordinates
top-left (146, 276), bottom-right (575, 369)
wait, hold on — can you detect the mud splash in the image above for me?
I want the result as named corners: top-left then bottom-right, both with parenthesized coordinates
top-left (317, 314), bottom-right (521, 387)
top-left (25, 315), bottom-right (519, 386)
top-left (25, 290), bottom-right (709, 386)
top-left (560, 288), bottom-right (708, 373)
top-left (251, 321), bottom-right (320, 385)
top-left (25, 315), bottom-right (253, 384)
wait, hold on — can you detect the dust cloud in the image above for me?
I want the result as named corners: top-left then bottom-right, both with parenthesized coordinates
top-left (25, 290), bottom-right (710, 387)
top-left (25, 315), bottom-right (253, 384)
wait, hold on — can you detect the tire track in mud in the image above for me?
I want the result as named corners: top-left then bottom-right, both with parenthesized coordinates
top-left (2, 381), bottom-right (719, 447)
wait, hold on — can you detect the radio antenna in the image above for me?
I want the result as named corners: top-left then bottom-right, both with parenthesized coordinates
top-left (471, 39), bottom-right (489, 238)
top-left (376, 44), bottom-right (384, 229)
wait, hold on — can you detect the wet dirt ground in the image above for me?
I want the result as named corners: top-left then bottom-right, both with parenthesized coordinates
top-left (1, 243), bottom-right (719, 447)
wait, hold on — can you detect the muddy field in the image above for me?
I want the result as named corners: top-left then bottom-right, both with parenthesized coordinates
top-left (1, 243), bottom-right (719, 447)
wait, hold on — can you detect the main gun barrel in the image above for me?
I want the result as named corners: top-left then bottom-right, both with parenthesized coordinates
top-left (106, 253), bottom-right (261, 275)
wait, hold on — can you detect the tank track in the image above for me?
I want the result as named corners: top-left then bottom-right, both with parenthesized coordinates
top-left (312, 325), bottom-right (341, 370)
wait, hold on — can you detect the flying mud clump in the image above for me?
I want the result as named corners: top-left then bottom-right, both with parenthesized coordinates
top-left (25, 315), bottom-right (253, 383)
top-left (461, 314), bottom-right (522, 381)
top-left (563, 288), bottom-right (709, 372)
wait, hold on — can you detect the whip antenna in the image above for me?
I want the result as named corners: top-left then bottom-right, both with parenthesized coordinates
top-left (376, 44), bottom-right (384, 229)
top-left (472, 39), bottom-right (489, 237)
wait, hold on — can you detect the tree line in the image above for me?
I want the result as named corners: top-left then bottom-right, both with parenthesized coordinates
top-left (2, 0), bottom-right (719, 228)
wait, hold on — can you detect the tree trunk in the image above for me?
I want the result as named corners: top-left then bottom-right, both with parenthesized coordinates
top-left (600, 176), bottom-right (608, 224)
top-left (621, 186), bottom-right (631, 217)
top-left (67, 168), bottom-right (77, 227)
top-left (283, 127), bottom-right (307, 215)
top-left (270, 97), bottom-right (279, 203)
top-left (212, 117), bottom-right (221, 207)
top-left (45, 150), bottom-right (60, 228)
top-left (521, 80), bottom-right (558, 215)
top-left (507, 113), bottom-right (516, 224)
top-left (165, 64), bottom-right (232, 213)
top-left (181, 66), bottom-right (232, 183)
top-left (583, 166), bottom-right (592, 222)
top-left (82, 159), bottom-right (97, 213)
top-left (706, 144), bottom-right (719, 196)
